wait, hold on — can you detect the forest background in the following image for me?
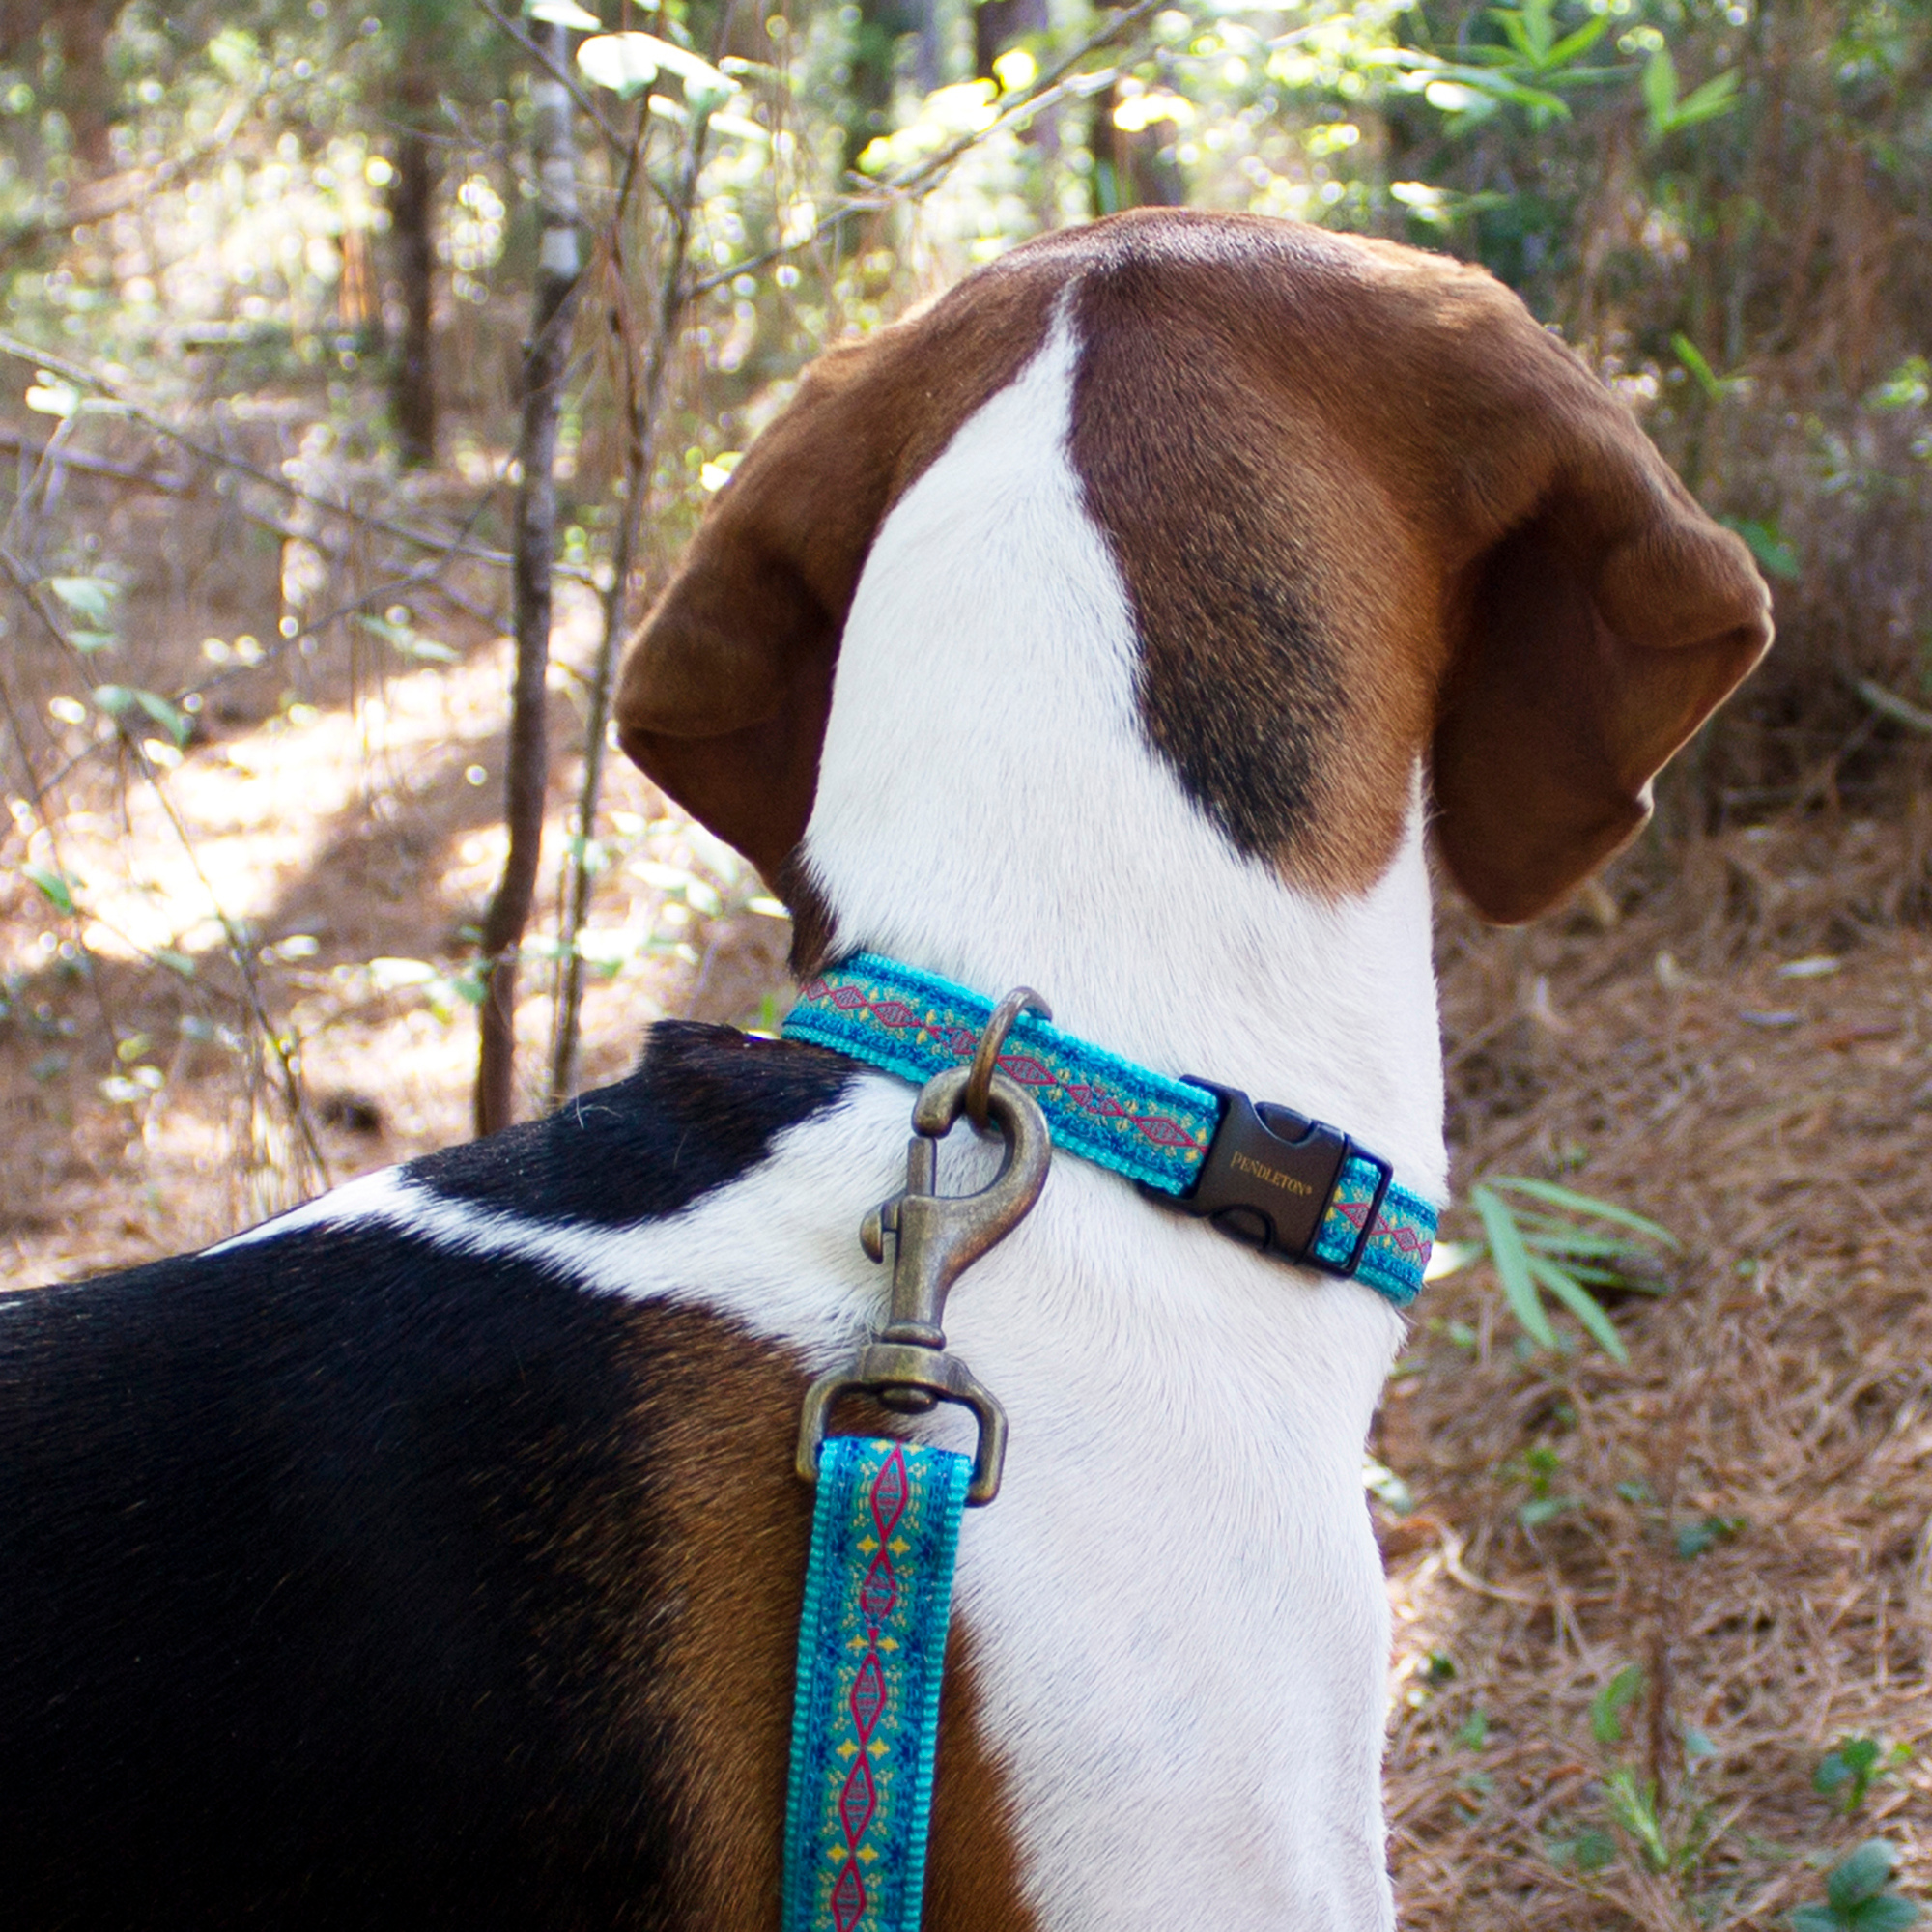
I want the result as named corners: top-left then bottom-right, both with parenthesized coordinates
top-left (1, 0), bottom-right (1930, 1926)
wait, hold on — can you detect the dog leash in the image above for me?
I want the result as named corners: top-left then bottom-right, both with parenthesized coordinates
top-left (784, 952), bottom-right (1436, 1303)
top-left (785, 1053), bottom-right (1050, 1932)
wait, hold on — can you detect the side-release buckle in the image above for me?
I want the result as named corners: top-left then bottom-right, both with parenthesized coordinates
top-left (1143, 1079), bottom-right (1389, 1275)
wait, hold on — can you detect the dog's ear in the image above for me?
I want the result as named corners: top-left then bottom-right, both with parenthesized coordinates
top-left (1426, 299), bottom-right (1772, 924)
top-left (615, 273), bottom-right (1058, 882)
top-left (612, 345), bottom-right (891, 883)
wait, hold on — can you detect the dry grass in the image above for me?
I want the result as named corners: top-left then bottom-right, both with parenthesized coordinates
top-left (1384, 819), bottom-right (1932, 1928)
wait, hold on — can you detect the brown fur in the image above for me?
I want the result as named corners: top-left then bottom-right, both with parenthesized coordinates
top-left (613, 270), bottom-right (1065, 889)
top-left (611, 1304), bottom-right (1037, 1931)
top-left (616, 211), bottom-right (1770, 925)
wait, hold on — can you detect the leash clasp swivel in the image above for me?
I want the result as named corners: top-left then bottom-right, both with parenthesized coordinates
top-left (796, 1062), bottom-right (1051, 1506)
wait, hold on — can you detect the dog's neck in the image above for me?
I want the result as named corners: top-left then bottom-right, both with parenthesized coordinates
top-left (800, 317), bottom-right (1448, 1203)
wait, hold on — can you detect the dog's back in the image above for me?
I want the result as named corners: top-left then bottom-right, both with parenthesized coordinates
top-left (0, 1026), bottom-right (868, 1929)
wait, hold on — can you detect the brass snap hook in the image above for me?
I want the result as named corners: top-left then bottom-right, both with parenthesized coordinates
top-left (797, 1045), bottom-right (1053, 1506)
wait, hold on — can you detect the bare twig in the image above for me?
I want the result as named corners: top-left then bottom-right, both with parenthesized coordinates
top-left (547, 107), bottom-right (666, 1107)
top-left (475, 0), bottom-right (632, 158)
top-left (1850, 673), bottom-right (1932, 736)
top-left (475, 20), bottom-right (586, 1138)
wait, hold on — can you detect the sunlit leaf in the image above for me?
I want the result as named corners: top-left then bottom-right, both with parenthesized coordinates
top-left (45, 576), bottom-right (118, 628)
top-left (580, 31), bottom-right (734, 105)
top-left (25, 374), bottom-right (79, 416)
top-left (526, 0), bottom-right (603, 27)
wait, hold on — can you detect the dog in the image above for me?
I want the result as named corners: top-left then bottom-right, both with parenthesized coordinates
top-left (0, 210), bottom-right (1768, 1930)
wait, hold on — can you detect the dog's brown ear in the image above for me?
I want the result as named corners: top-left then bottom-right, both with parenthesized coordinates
top-left (615, 270), bottom-right (1059, 882)
top-left (1426, 303), bottom-right (1772, 924)
top-left (612, 345), bottom-right (892, 883)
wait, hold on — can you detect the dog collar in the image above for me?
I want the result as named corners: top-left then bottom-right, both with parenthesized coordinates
top-left (783, 952), bottom-right (1436, 1306)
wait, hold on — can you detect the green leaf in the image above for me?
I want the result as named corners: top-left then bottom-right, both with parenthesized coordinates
top-left (1867, 357), bottom-right (1930, 412)
top-left (1472, 1183), bottom-right (1555, 1349)
top-left (44, 575), bottom-right (118, 628)
top-left (1590, 1662), bottom-right (1644, 1745)
top-left (1788, 1909), bottom-right (1839, 1932)
top-left (1851, 1896), bottom-right (1921, 1931)
top-left (1673, 332), bottom-right (1727, 404)
top-left (1525, 1253), bottom-right (1630, 1362)
top-left (1571, 1828), bottom-right (1618, 1872)
top-left (1605, 1766), bottom-right (1669, 1870)
top-left (152, 948), bottom-right (197, 978)
top-left (1676, 1515), bottom-right (1744, 1559)
top-left (1722, 516), bottom-right (1802, 581)
top-left (356, 614), bottom-right (457, 663)
top-left (1642, 46), bottom-right (1677, 130)
top-left (1830, 1842), bottom-right (1899, 1915)
top-left (1519, 1494), bottom-right (1577, 1527)
top-left (1668, 67), bottom-right (1740, 131)
top-left (91, 684), bottom-right (190, 747)
top-left (1545, 14), bottom-right (1612, 69)
top-left (1487, 1178), bottom-right (1679, 1248)
top-left (22, 863), bottom-right (75, 914)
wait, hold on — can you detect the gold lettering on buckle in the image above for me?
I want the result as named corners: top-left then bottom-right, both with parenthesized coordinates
top-left (1229, 1150), bottom-right (1315, 1196)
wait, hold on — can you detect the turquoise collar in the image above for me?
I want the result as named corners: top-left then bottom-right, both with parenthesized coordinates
top-left (783, 952), bottom-right (1436, 1307)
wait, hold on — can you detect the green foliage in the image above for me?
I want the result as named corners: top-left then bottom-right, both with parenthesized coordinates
top-left (1814, 1738), bottom-right (1913, 1817)
top-left (1789, 1841), bottom-right (1922, 1932)
top-left (1461, 1177), bottom-right (1676, 1363)
top-left (1640, 45), bottom-right (1738, 144)
top-left (1675, 1514), bottom-right (1745, 1560)
top-left (21, 864), bottom-right (75, 916)
top-left (1605, 1766), bottom-right (1670, 1872)
top-left (1589, 1662), bottom-right (1644, 1745)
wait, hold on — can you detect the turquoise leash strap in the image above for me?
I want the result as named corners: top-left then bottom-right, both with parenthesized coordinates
top-left (783, 1437), bottom-right (972, 1932)
top-left (784, 952), bottom-right (1436, 1306)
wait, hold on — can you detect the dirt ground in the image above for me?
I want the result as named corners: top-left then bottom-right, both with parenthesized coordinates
top-left (3, 466), bottom-right (1928, 1931)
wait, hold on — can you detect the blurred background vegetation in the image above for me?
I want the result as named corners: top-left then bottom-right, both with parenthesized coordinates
top-left (0, 0), bottom-right (1928, 1191)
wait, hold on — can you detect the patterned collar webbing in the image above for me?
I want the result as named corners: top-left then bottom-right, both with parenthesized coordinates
top-left (783, 1436), bottom-right (969, 1932)
top-left (782, 952), bottom-right (1436, 1307)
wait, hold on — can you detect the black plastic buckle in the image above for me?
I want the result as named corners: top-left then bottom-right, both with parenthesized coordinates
top-left (1142, 1079), bottom-right (1388, 1275)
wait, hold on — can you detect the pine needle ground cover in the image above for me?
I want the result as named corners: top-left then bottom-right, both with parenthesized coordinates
top-left (1385, 819), bottom-right (1932, 1930)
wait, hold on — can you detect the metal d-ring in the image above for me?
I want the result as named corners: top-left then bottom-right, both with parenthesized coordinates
top-left (964, 986), bottom-right (1052, 1134)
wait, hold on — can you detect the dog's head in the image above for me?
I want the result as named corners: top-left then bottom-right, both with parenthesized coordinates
top-left (615, 213), bottom-right (1769, 944)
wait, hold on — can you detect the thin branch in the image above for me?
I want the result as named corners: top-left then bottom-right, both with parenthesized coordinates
top-left (548, 65), bottom-right (715, 1105)
top-left (475, 0), bottom-right (631, 157)
top-left (1850, 674), bottom-right (1932, 736)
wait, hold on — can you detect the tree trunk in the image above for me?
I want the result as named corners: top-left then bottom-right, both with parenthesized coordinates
top-left (390, 71), bottom-right (438, 469)
top-left (473, 24), bottom-right (581, 1138)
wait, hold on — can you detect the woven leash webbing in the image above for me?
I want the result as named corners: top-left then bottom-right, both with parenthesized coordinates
top-left (783, 952), bottom-right (1436, 1306)
top-left (782, 1437), bottom-right (971, 1932)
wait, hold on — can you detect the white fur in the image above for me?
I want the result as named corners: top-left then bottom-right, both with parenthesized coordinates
top-left (234, 310), bottom-right (1444, 1929)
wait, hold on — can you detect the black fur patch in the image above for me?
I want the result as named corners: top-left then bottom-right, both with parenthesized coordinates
top-left (0, 1022), bottom-right (853, 1929)
top-left (409, 1020), bottom-right (853, 1223)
